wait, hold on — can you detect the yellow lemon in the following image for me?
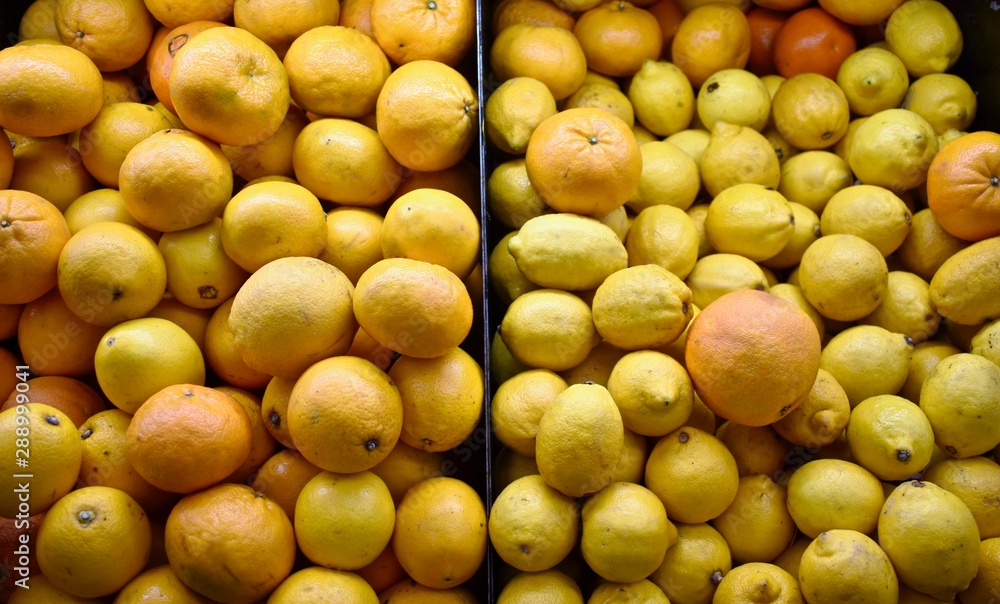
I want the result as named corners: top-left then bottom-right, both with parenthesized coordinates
top-left (773, 368), bottom-right (850, 448)
top-left (771, 73), bottom-right (850, 150)
top-left (971, 318), bottom-right (1000, 368)
top-left (649, 523), bottom-right (731, 604)
top-left (696, 68), bottom-right (771, 132)
top-left (591, 265), bottom-right (694, 351)
top-left (587, 579), bottom-right (670, 603)
top-left (919, 353), bottom-right (1000, 458)
top-left (711, 475), bottom-right (796, 564)
top-left (885, 0), bottom-right (963, 77)
top-left (625, 204), bottom-right (700, 280)
top-left (777, 151), bottom-right (852, 215)
top-left (715, 422), bottom-right (788, 478)
top-left (626, 140), bottom-right (701, 212)
top-left (497, 569), bottom-right (583, 603)
top-left (798, 530), bottom-right (898, 604)
top-left (627, 60), bottom-right (695, 137)
top-left (705, 183), bottom-right (795, 262)
top-left (798, 234), bottom-right (888, 322)
top-left (859, 271), bottom-right (940, 344)
top-left (486, 76), bottom-right (558, 154)
top-left (492, 369), bottom-right (567, 457)
top-left (929, 236), bottom-right (1000, 326)
top-left (895, 208), bottom-right (969, 282)
top-left (845, 394), bottom-right (934, 481)
top-left (158, 218), bottom-right (249, 310)
top-left (786, 459), bottom-right (885, 538)
top-left (957, 537), bottom-right (1000, 604)
top-left (712, 563), bottom-right (803, 604)
top-left (489, 231), bottom-right (541, 305)
top-left (763, 204), bottom-right (822, 271)
top-left (848, 108), bottom-right (939, 193)
top-left (562, 83), bottom-right (635, 128)
top-left (487, 158), bottom-right (549, 230)
top-left (900, 340), bottom-right (960, 403)
top-left (836, 47), bottom-right (910, 116)
top-left (923, 456), bottom-right (1000, 539)
top-left (685, 253), bottom-right (769, 310)
top-left (699, 121), bottom-right (780, 197)
top-left (500, 289), bottom-right (600, 372)
top-left (665, 128), bottom-right (711, 164)
top-left (902, 73), bottom-right (977, 135)
top-left (820, 325), bottom-right (913, 407)
top-left (488, 474), bottom-right (579, 572)
top-left (820, 185), bottom-right (913, 257)
top-left (607, 350), bottom-right (694, 438)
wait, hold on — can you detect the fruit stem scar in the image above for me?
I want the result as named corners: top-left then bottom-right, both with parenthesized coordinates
top-left (896, 449), bottom-right (911, 462)
top-left (588, 136), bottom-right (598, 145)
top-left (81, 429), bottom-right (93, 440)
top-left (991, 176), bottom-right (999, 186)
top-left (678, 431), bottom-right (689, 443)
top-left (711, 570), bottom-right (724, 585)
top-left (45, 415), bottom-right (59, 426)
top-left (365, 439), bottom-right (379, 451)
top-left (0, 219), bottom-right (9, 228)
top-left (78, 510), bottom-right (95, 526)
top-left (427, 0), bottom-right (437, 8)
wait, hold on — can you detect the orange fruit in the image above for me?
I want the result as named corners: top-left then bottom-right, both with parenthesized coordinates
top-left (63, 188), bottom-right (160, 240)
top-left (57, 222), bottom-right (167, 327)
top-left (36, 486), bottom-right (151, 598)
top-left (685, 289), bottom-right (822, 426)
top-left (524, 107), bottom-right (642, 216)
top-left (320, 207), bottom-right (385, 285)
top-left (353, 258), bottom-right (474, 359)
top-left (119, 129), bottom-right (234, 233)
top-left (926, 131), bottom-right (1000, 242)
top-left (269, 567), bottom-right (380, 603)
top-left (221, 105), bottom-right (309, 182)
top-left (0, 304), bottom-right (22, 340)
top-left (78, 102), bottom-right (175, 189)
top-left (146, 295), bottom-right (212, 353)
top-left (220, 181), bottom-right (328, 273)
top-left (375, 60), bottom-right (479, 172)
top-left (772, 7), bottom-right (857, 80)
top-left (392, 477), bottom-right (487, 589)
top-left (260, 375), bottom-right (297, 449)
top-left (0, 190), bottom-right (72, 305)
top-left (390, 161), bottom-right (480, 207)
top-left (54, 0), bottom-right (155, 72)
top-left (216, 386), bottom-right (278, 484)
top-left (369, 440), bottom-right (447, 504)
top-left (114, 565), bottom-right (215, 603)
top-left (143, 0), bottom-right (235, 29)
top-left (818, 0), bottom-right (904, 26)
top-left (356, 544), bottom-right (408, 594)
top-left (746, 7), bottom-right (788, 76)
top-left (16, 288), bottom-right (106, 377)
top-left (77, 409), bottom-right (174, 513)
top-left (203, 297), bottom-right (272, 390)
top-left (292, 118), bottom-right (403, 206)
top-left (0, 349), bottom-right (18, 404)
top-left (8, 135), bottom-right (97, 213)
top-left (287, 356), bottom-right (404, 473)
top-left (234, 0), bottom-right (340, 59)
top-left (250, 449), bottom-right (323, 522)
top-left (389, 347), bottom-right (485, 452)
top-left (490, 23), bottom-right (587, 101)
top-left (284, 26), bottom-right (389, 119)
top-left (125, 384), bottom-right (252, 493)
top-left (0, 130), bottom-right (13, 190)
top-left (381, 188), bottom-right (481, 279)
top-left (0, 376), bottom-right (105, 428)
top-left (671, 3), bottom-right (751, 89)
top-left (164, 483), bottom-right (296, 603)
top-left (101, 71), bottom-right (142, 105)
top-left (228, 256), bottom-right (358, 379)
top-left (370, 0), bottom-right (476, 66)
top-left (646, 0), bottom-right (684, 48)
top-left (346, 327), bottom-right (397, 372)
top-left (492, 0), bottom-right (575, 35)
top-left (168, 26), bottom-right (291, 147)
top-left (0, 403), bottom-right (82, 518)
top-left (147, 20), bottom-right (228, 115)
top-left (0, 39), bottom-right (103, 137)
top-left (18, 0), bottom-right (61, 42)
top-left (340, 0), bottom-right (376, 37)
top-left (573, 1), bottom-right (663, 77)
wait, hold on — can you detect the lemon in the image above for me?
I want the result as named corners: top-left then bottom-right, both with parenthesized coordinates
top-left (920, 353), bottom-right (1000, 458)
top-left (772, 536), bottom-right (812, 581)
top-left (772, 73), bottom-right (850, 150)
top-left (562, 83), bottom-right (635, 128)
top-left (624, 205), bottom-right (700, 280)
top-left (971, 318), bottom-right (1000, 367)
top-left (715, 422), bottom-right (788, 478)
top-left (902, 73), bottom-right (977, 135)
top-left (767, 283), bottom-right (825, 339)
top-left (486, 76), bottom-right (559, 154)
top-left (489, 231), bottom-right (541, 305)
top-left (820, 325), bottom-right (913, 407)
top-left (508, 213), bottom-right (627, 291)
top-left (535, 383), bottom-right (625, 498)
top-left (627, 60), bottom-right (694, 137)
top-left (820, 185), bottom-right (913, 257)
top-left (626, 140), bottom-right (700, 212)
top-left (798, 530), bottom-right (898, 603)
top-left (665, 128), bottom-right (711, 164)
top-left (500, 289), bottom-right (599, 372)
top-left (923, 456), bottom-right (1000, 539)
top-left (900, 340), bottom-right (959, 403)
top-left (491, 369), bottom-right (568, 457)
top-left (833, 116), bottom-right (867, 164)
top-left (879, 480), bottom-right (980, 601)
top-left (763, 205), bottom-right (822, 271)
top-left (712, 563), bottom-right (803, 604)
top-left (773, 369), bottom-right (850, 448)
top-left (491, 329), bottom-right (531, 386)
top-left (631, 123), bottom-right (658, 145)
top-left (776, 151), bottom-right (851, 215)
top-left (649, 523), bottom-right (731, 604)
top-left (885, 0), bottom-right (963, 77)
top-left (685, 253), bottom-right (769, 310)
top-left (644, 427), bottom-right (739, 524)
top-left (705, 183), bottom-right (794, 262)
top-left (612, 428), bottom-right (648, 485)
top-left (846, 394), bottom-right (934, 481)
top-left (606, 350), bottom-right (693, 438)
top-left (958, 538), bottom-right (1000, 604)
top-left (598, 206), bottom-right (630, 242)
top-left (560, 341), bottom-right (627, 388)
top-left (896, 208), bottom-right (969, 282)
top-left (686, 204), bottom-right (714, 259)
top-left (487, 158), bottom-right (549, 229)
top-left (798, 234), bottom-right (889, 322)
top-left (859, 271), bottom-right (940, 343)
top-left (762, 123), bottom-right (799, 166)
top-left (948, 319), bottom-right (986, 352)
top-left (497, 569), bottom-right (584, 603)
top-left (493, 446), bottom-right (540, 494)
top-left (711, 475), bottom-right (796, 564)
top-left (587, 579), bottom-right (670, 603)
top-left (836, 47), bottom-right (910, 116)
top-left (699, 121), bottom-right (780, 197)
top-left (696, 69), bottom-right (771, 132)
top-left (489, 474), bottom-right (579, 572)
top-left (928, 236), bottom-right (1000, 326)
top-left (761, 74), bottom-right (785, 99)
top-left (591, 265), bottom-right (693, 351)
top-left (848, 108), bottom-right (939, 193)
top-left (786, 459), bottom-right (885, 538)
top-left (581, 482), bottom-right (676, 583)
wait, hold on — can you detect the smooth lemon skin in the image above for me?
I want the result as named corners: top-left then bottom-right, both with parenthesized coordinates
top-left (696, 68), bottom-right (771, 132)
top-left (705, 183), bottom-right (794, 262)
top-left (848, 108), bottom-right (939, 193)
top-left (929, 236), bottom-right (1000, 326)
top-left (712, 562), bottom-right (803, 604)
top-left (488, 474), bottom-right (579, 572)
top-left (836, 47), bottom-right (910, 117)
top-left (649, 522), bottom-right (732, 604)
top-left (919, 353), bottom-right (1000, 458)
top-left (699, 121), bottom-right (780, 197)
top-left (798, 529), bottom-right (898, 604)
top-left (486, 76), bottom-right (558, 154)
top-left (786, 459), bottom-right (885, 538)
top-left (885, 0), bottom-right (963, 77)
top-left (845, 394), bottom-right (934, 482)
